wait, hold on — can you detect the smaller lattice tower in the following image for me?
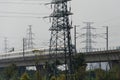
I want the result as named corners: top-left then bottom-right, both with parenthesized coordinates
top-left (81, 22), bottom-right (96, 52)
top-left (26, 25), bottom-right (35, 50)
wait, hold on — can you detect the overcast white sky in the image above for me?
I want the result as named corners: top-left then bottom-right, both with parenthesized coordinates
top-left (0, 0), bottom-right (120, 52)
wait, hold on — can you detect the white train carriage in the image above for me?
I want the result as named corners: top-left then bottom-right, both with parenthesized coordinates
top-left (0, 49), bottom-right (47, 60)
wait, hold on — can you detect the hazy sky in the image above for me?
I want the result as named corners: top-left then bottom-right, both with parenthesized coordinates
top-left (0, 0), bottom-right (120, 52)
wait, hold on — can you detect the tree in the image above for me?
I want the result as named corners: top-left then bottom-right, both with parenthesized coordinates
top-left (45, 60), bottom-right (61, 80)
top-left (34, 71), bottom-right (42, 80)
top-left (75, 65), bottom-right (86, 80)
top-left (20, 72), bottom-right (30, 80)
top-left (109, 65), bottom-right (120, 80)
top-left (4, 63), bottom-right (18, 80)
top-left (94, 68), bottom-right (106, 80)
top-left (50, 74), bottom-right (65, 80)
top-left (73, 53), bottom-right (87, 80)
top-left (73, 53), bottom-right (86, 70)
top-left (58, 74), bottom-right (65, 80)
top-left (50, 76), bottom-right (56, 80)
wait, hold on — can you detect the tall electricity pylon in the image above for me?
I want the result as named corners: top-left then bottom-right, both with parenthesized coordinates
top-left (48, 0), bottom-right (73, 79)
top-left (81, 22), bottom-right (96, 52)
top-left (26, 25), bottom-right (35, 50)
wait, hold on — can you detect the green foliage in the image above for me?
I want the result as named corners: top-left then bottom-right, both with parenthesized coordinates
top-left (20, 72), bottom-right (31, 80)
top-left (34, 71), bottom-right (43, 80)
top-left (50, 76), bottom-right (56, 80)
top-left (73, 53), bottom-right (87, 71)
top-left (75, 65), bottom-right (86, 80)
top-left (58, 74), bottom-right (65, 80)
top-left (26, 70), bottom-right (36, 80)
top-left (94, 68), bottom-right (106, 80)
top-left (109, 65), bottom-right (120, 80)
top-left (4, 63), bottom-right (18, 80)
top-left (73, 53), bottom-right (87, 80)
top-left (50, 74), bottom-right (65, 80)
top-left (45, 60), bottom-right (61, 80)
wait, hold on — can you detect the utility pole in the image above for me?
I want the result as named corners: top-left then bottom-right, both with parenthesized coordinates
top-left (103, 26), bottom-right (110, 69)
top-left (23, 38), bottom-right (27, 59)
top-left (74, 25), bottom-right (80, 54)
top-left (74, 25), bottom-right (77, 54)
top-left (106, 26), bottom-right (108, 50)
top-left (102, 26), bottom-right (109, 50)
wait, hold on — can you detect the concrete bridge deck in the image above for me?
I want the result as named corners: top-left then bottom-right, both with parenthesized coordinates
top-left (0, 49), bottom-right (120, 67)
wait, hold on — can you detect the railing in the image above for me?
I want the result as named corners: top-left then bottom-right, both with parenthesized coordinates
top-left (78, 46), bottom-right (120, 53)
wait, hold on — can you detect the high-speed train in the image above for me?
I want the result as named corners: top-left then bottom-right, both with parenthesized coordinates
top-left (0, 49), bottom-right (48, 60)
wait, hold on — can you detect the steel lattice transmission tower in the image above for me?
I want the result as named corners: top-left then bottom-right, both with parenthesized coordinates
top-left (82, 22), bottom-right (96, 52)
top-left (27, 25), bottom-right (35, 49)
top-left (48, 0), bottom-right (73, 79)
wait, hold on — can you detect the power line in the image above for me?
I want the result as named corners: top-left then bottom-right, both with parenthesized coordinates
top-left (96, 16), bottom-right (120, 26)
top-left (23, 0), bottom-right (52, 1)
top-left (0, 15), bottom-right (44, 18)
top-left (0, 11), bottom-right (49, 15)
top-left (0, 1), bottom-right (46, 5)
top-left (23, 0), bottom-right (50, 1)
